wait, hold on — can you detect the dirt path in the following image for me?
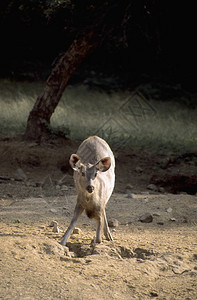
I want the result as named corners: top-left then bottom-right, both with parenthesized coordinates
top-left (0, 189), bottom-right (197, 300)
top-left (0, 138), bottom-right (197, 299)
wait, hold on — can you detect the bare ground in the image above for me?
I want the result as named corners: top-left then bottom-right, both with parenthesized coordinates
top-left (0, 137), bottom-right (197, 300)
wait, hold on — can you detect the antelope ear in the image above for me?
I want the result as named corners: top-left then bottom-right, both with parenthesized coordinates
top-left (96, 157), bottom-right (111, 172)
top-left (69, 154), bottom-right (81, 171)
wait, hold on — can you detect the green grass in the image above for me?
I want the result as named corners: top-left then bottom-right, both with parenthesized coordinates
top-left (0, 79), bottom-right (196, 154)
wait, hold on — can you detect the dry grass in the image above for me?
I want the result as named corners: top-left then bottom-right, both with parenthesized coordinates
top-left (0, 79), bottom-right (196, 153)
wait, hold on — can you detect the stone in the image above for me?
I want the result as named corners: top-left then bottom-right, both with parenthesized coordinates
top-left (147, 184), bottom-right (158, 192)
top-left (157, 222), bottom-right (164, 225)
top-left (150, 292), bottom-right (158, 297)
top-left (143, 198), bottom-right (149, 203)
top-left (139, 213), bottom-right (153, 223)
top-left (52, 223), bottom-right (60, 233)
top-left (15, 168), bottom-right (27, 181)
top-left (158, 187), bottom-right (165, 193)
top-left (50, 221), bottom-right (60, 233)
top-left (135, 166), bottom-right (143, 173)
top-left (73, 228), bottom-right (81, 234)
top-left (166, 207), bottom-right (172, 213)
top-left (108, 218), bottom-right (119, 228)
top-left (49, 220), bottom-right (57, 227)
top-left (153, 213), bottom-right (161, 216)
top-left (126, 193), bottom-right (136, 199)
top-left (125, 184), bottom-right (133, 190)
top-left (50, 208), bottom-right (57, 213)
top-left (170, 218), bottom-right (177, 222)
top-left (61, 185), bottom-right (69, 191)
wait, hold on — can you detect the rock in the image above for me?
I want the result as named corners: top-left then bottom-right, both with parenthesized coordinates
top-left (147, 184), bottom-right (158, 192)
top-left (52, 222), bottom-right (60, 233)
top-left (125, 184), bottom-right (133, 196)
top-left (166, 207), bottom-right (172, 213)
top-left (61, 185), bottom-right (69, 191)
top-left (153, 213), bottom-right (161, 216)
top-left (158, 187), bottom-right (165, 193)
top-left (150, 292), bottom-right (158, 297)
top-left (108, 218), bottom-right (119, 228)
top-left (73, 228), bottom-right (81, 234)
top-left (157, 222), bottom-right (164, 225)
top-left (50, 208), bottom-right (57, 213)
top-left (49, 220), bottom-right (57, 227)
top-left (125, 184), bottom-right (133, 190)
top-left (14, 219), bottom-right (21, 223)
top-left (139, 213), bottom-right (153, 223)
top-left (15, 168), bottom-right (27, 181)
top-left (126, 193), bottom-right (136, 199)
top-left (135, 166), bottom-right (143, 173)
top-left (49, 221), bottom-right (60, 233)
top-left (170, 218), bottom-right (177, 222)
top-left (143, 198), bottom-right (149, 203)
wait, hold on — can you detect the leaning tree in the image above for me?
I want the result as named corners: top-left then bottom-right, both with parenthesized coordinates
top-left (24, 0), bottom-right (162, 141)
top-left (23, 0), bottom-right (132, 140)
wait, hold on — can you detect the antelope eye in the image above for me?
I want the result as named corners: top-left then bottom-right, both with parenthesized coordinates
top-left (81, 171), bottom-right (85, 177)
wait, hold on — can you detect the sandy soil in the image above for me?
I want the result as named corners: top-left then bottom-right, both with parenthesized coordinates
top-left (0, 137), bottom-right (197, 300)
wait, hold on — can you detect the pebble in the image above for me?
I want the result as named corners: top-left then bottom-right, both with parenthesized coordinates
top-left (150, 292), bottom-right (158, 297)
top-left (125, 184), bottom-right (133, 190)
top-left (125, 184), bottom-right (133, 195)
top-left (49, 220), bottom-right (60, 233)
top-left (15, 168), bottom-right (27, 181)
top-left (147, 184), bottom-right (158, 192)
top-left (143, 198), bottom-right (149, 203)
top-left (126, 193), bottom-right (136, 199)
top-left (170, 218), bottom-right (177, 222)
top-left (108, 218), bottom-right (119, 228)
top-left (135, 166), bottom-right (143, 173)
top-left (61, 185), bottom-right (69, 191)
top-left (50, 208), bottom-right (57, 213)
top-left (139, 213), bottom-right (153, 223)
top-left (49, 220), bottom-right (57, 227)
top-left (52, 225), bottom-right (60, 233)
top-left (73, 228), bottom-right (81, 234)
top-left (158, 187), bottom-right (165, 193)
top-left (153, 213), bottom-right (161, 216)
top-left (166, 207), bottom-right (172, 213)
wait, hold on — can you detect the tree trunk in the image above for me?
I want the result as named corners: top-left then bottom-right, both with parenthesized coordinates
top-left (24, 31), bottom-right (100, 141)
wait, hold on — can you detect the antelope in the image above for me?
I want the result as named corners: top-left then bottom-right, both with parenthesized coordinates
top-left (60, 136), bottom-right (115, 246)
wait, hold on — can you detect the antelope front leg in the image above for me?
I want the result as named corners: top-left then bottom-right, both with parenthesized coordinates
top-left (95, 215), bottom-right (103, 243)
top-left (60, 203), bottom-right (84, 246)
top-left (103, 209), bottom-right (113, 241)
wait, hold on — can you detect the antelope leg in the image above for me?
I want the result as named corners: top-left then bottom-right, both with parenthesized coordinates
top-left (60, 203), bottom-right (84, 246)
